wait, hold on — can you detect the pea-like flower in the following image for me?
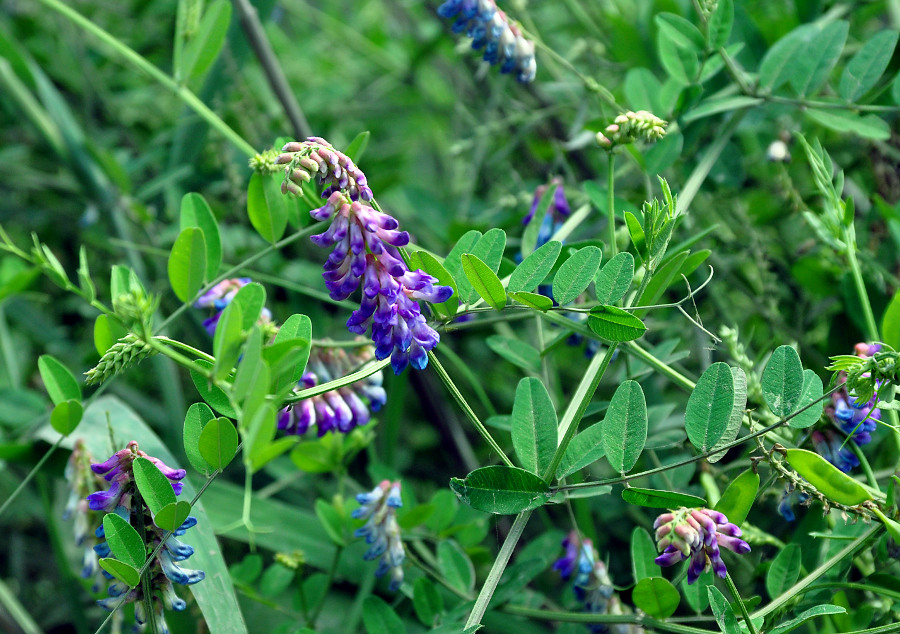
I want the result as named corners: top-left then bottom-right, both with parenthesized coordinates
top-left (436, 0), bottom-right (537, 83)
top-left (278, 344), bottom-right (387, 435)
top-left (824, 343), bottom-right (882, 453)
top-left (193, 277), bottom-right (273, 336)
top-left (653, 507), bottom-right (750, 584)
top-left (89, 442), bottom-right (204, 633)
top-left (277, 138), bottom-right (453, 374)
top-left (352, 480), bottom-right (405, 591)
top-left (63, 440), bottom-right (107, 589)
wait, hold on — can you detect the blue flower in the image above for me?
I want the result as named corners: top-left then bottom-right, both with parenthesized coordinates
top-left (352, 480), bottom-right (405, 591)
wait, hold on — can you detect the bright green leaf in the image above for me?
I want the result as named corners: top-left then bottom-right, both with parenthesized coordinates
top-left (316, 498), bottom-right (347, 547)
top-left (231, 282), bottom-right (266, 330)
top-left (707, 0), bottom-right (733, 49)
top-left (789, 369), bottom-right (824, 429)
top-left (99, 558), bottom-right (140, 588)
top-left (408, 250), bottom-right (458, 317)
top-left (791, 21), bottom-right (848, 97)
top-left (213, 301), bottom-right (243, 382)
top-left (247, 172), bottom-right (288, 244)
top-left (510, 378), bottom-right (558, 475)
top-left (180, 0), bottom-right (231, 79)
top-left (93, 314), bottom-right (127, 356)
top-left (881, 290), bottom-right (900, 350)
top-left (594, 252), bottom-right (634, 305)
top-left (602, 380), bottom-right (647, 473)
top-left (344, 131), bottom-right (370, 162)
top-left (190, 359), bottom-right (237, 417)
top-left (762, 345), bottom-right (803, 418)
top-left (552, 246), bottom-right (602, 305)
top-left (840, 31), bottom-right (899, 102)
top-left (38, 354), bottom-right (81, 405)
top-left (167, 227), bottom-right (207, 303)
top-left (622, 487), bottom-right (706, 509)
top-left (450, 465), bottom-right (550, 514)
top-left (768, 604), bottom-right (848, 634)
top-left (154, 500), bottom-right (192, 532)
top-left (714, 469), bottom-right (758, 526)
top-left (180, 192), bottom-right (222, 277)
top-left (759, 24), bottom-right (819, 92)
top-left (508, 240), bottom-right (562, 293)
top-left (632, 577), bottom-right (680, 618)
top-left (50, 399), bottom-right (83, 435)
top-left (708, 586), bottom-right (741, 634)
top-left (509, 291), bottom-right (553, 311)
top-left (444, 230), bottom-right (481, 294)
top-left (132, 456), bottom-right (177, 515)
top-left (631, 527), bottom-right (658, 583)
top-left (103, 512), bottom-right (145, 569)
top-left (198, 416), bottom-right (238, 471)
top-left (587, 305), bottom-right (647, 342)
top-left (460, 253), bottom-right (506, 310)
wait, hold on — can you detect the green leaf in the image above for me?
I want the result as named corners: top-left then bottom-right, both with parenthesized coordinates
top-left (180, 0), bottom-right (231, 78)
top-left (708, 367), bottom-right (746, 463)
top-left (213, 300), bottom-right (243, 382)
top-left (839, 31), bottom-right (899, 101)
top-left (594, 252), bottom-right (634, 305)
top-left (180, 192), bottom-right (222, 277)
top-left (789, 369), bottom-right (824, 429)
top-left (707, 586), bottom-right (741, 634)
top-left (766, 543), bottom-right (801, 599)
top-left (437, 540), bottom-right (475, 594)
top-left (510, 378), bottom-right (558, 475)
top-left (762, 345), bottom-right (803, 418)
top-left (407, 250), bottom-right (458, 317)
top-left (38, 355), bottom-right (81, 405)
top-left (258, 562), bottom-right (295, 598)
top-left (683, 96), bottom-right (763, 123)
top-left (190, 359), bottom-right (237, 417)
top-left (168, 227), bottom-right (207, 303)
top-left (316, 498), bottom-right (346, 547)
top-left (77, 246), bottom-right (95, 303)
top-left (273, 314), bottom-right (312, 389)
top-left (892, 71), bottom-right (900, 106)
top-left (768, 604), bottom-right (847, 634)
top-left (247, 172), bottom-right (288, 244)
top-left (413, 577), bottom-right (443, 627)
top-left (552, 246), bottom-right (602, 305)
top-left (154, 500), bottom-right (192, 532)
top-left (509, 291), bottom-right (553, 312)
top-left (291, 437), bottom-right (339, 473)
top-left (508, 240), bottom-right (562, 293)
top-left (707, 0), bottom-right (733, 49)
top-left (622, 487), bottom-right (706, 509)
top-left (99, 558), bottom-right (140, 588)
top-left (631, 527), bottom-right (658, 583)
top-left (521, 186), bottom-right (557, 256)
top-left (785, 448), bottom-right (872, 505)
top-left (198, 416), bottom-right (238, 471)
top-left (625, 211), bottom-right (647, 260)
top-left (655, 13), bottom-right (705, 51)
top-left (556, 421), bottom-right (606, 479)
top-left (881, 289), bottom-right (900, 350)
top-left (714, 469), bottom-right (758, 526)
top-left (231, 282), bottom-right (266, 330)
top-left (632, 577), bottom-right (680, 619)
top-left (759, 24), bottom-right (818, 92)
top-left (50, 399), bottom-right (83, 435)
top-left (362, 595), bottom-right (407, 634)
top-left (625, 67), bottom-right (664, 113)
top-left (450, 465), bottom-right (550, 514)
top-left (682, 570), bottom-right (713, 613)
top-left (103, 512), bottom-right (145, 569)
top-left (344, 131), bottom-right (370, 161)
top-left (245, 403), bottom-right (277, 473)
top-left (602, 380), bottom-right (647, 473)
top-left (657, 26), bottom-right (700, 84)
top-left (791, 21), bottom-right (848, 97)
top-left (458, 228), bottom-right (507, 303)
top-left (132, 456), bottom-right (176, 515)
top-left (486, 336), bottom-right (542, 374)
top-left (444, 230), bottom-right (481, 293)
top-left (805, 108), bottom-right (891, 141)
top-left (634, 250), bottom-right (689, 317)
top-left (587, 305), bottom-right (647, 342)
top-left (93, 314), bottom-right (127, 356)
top-left (461, 253), bottom-right (506, 310)
top-left (685, 362), bottom-right (734, 452)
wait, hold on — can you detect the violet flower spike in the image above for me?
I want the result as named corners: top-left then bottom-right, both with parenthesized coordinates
top-left (353, 480), bottom-right (405, 591)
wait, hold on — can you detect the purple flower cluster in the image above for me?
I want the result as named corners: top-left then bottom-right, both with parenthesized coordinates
top-left (653, 508), bottom-right (750, 584)
top-left (63, 440), bottom-right (107, 589)
top-left (436, 0), bottom-right (537, 83)
top-left (278, 344), bottom-right (387, 436)
top-left (552, 530), bottom-right (594, 586)
top-left (826, 343), bottom-right (882, 449)
top-left (353, 480), bottom-right (405, 591)
top-left (277, 138), bottom-right (453, 374)
top-left (194, 278), bottom-right (272, 336)
top-left (812, 430), bottom-right (859, 473)
top-left (88, 441), bottom-right (204, 633)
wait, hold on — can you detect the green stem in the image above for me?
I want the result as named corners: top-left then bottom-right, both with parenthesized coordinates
top-left (285, 358), bottom-right (391, 403)
top-left (437, 344), bottom-right (498, 417)
top-left (153, 336), bottom-right (216, 364)
top-left (725, 572), bottom-right (757, 634)
top-left (311, 546), bottom-right (344, 625)
top-left (465, 509), bottom-right (533, 628)
top-left (427, 350), bottom-right (514, 467)
top-left (607, 152), bottom-right (616, 256)
top-left (503, 606), bottom-right (714, 634)
top-left (36, 0), bottom-right (256, 157)
top-left (623, 340), bottom-right (696, 391)
top-left (844, 229), bottom-right (880, 342)
top-left (0, 435), bottom-right (64, 519)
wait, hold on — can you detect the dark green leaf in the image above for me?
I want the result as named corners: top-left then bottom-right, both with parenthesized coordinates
top-left (685, 362), bottom-right (735, 452)
top-left (38, 354), bottom-right (81, 405)
top-left (632, 577), bottom-right (680, 618)
top-left (167, 227), bottom-right (207, 303)
top-left (437, 540), bottom-right (474, 594)
top-left (132, 456), bottom-right (176, 515)
top-left (154, 500), bottom-right (192, 532)
top-left (508, 240), bottom-right (562, 293)
top-left (761, 345), bottom-right (803, 418)
top-left (508, 291), bottom-right (553, 311)
top-left (362, 595), bottom-right (406, 634)
top-left (50, 399), bottom-right (82, 435)
top-left (99, 558), bottom-right (140, 588)
top-left (486, 336), bottom-right (542, 374)
top-left (247, 172), bottom-right (287, 244)
top-left (839, 31), bottom-right (899, 102)
top-left (93, 314), bottom-right (127, 356)
top-left (759, 24), bottom-right (818, 91)
top-left (625, 211), bottom-right (647, 260)
top-left (103, 512), bottom-right (145, 569)
top-left (212, 301), bottom-right (243, 382)
top-left (180, 192), bottom-right (222, 277)
top-left (587, 305), bottom-right (647, 342)
top-left (714, 469), bottom-right (758, 526)
top-left (708, 367), bottom-right (747, 462)
top-left (805, 108), bottom-right (891, 140)
top-left (602, 380), bottom-right (647, 473)
top-left (683, 96), bottom-right (763, 123)
top-left (768, 605), bottom-right (847, 634)
top-left (77, 246), bottom-right (95, 303)
top-left (707, 586), bottom-right (741, 634)
top-left (785, 448), bottom-right (871, 505)
top-left (461, 253), bottom-right (506, 310)
top-left (413, 577), bottom-right (444, 627)
top-left (190, 359), bottom-right (237, 417)
top-left (198, 416), bottom-right (238, 471)
top-left (180, 0), bottom-right (231, 79)
top-left (789, 369), bottom-right (824, 429)
top-left (231, 282), bottom-right (266, 330)
top-left (792, 21), bottom-right (848, 96)
top-left (521, 186), bottom-right (557, 256)
top-left (594, 252), bottom-right (634, 304)
top-left (622, 487), bottom-right (706, 509)
top-left (631, 527), bottom-right (658, 583)
top-left (766, 543), bottom-right (801, 599)
top-left (258, 563), bottom-right (295, 598)
top-left (707, 0), bottom-right (733, 49)
top-left (450, 465), bottom-right (550, 514)
top-left (510, 378), bottom-right (557, 475)
top-left (552, 246), bottom-right (602, 305)
top-left (556, 421), bottom-right (606, 479)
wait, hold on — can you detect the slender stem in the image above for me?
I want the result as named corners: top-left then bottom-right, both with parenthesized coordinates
top-left (465, 509), bottom-right (533, 628)
top-left (284, 358), bottom-right (391, 403)
top-left (153, 336), bottom-right (216, 364)
top-left (844, 229), bottom-right (880, 342)
top-left (725, 572), bottom-right (757, 634)
top-left (427, 351), bottom-right (514, 468)
top-left (0, 435), bottom-right (64, 519)
top-left (132, 490), bottom-right (158, 634)
top-left (623, 340), bottom-right (696, 392)
top-left (36, 0), bottom-right (257, 157)
top-left (607, 152), bottom-right (616, 256)
top-left (503, 606), bottom-right (714, 634)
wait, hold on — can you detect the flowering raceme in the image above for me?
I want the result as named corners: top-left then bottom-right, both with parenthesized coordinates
top-left (353, 480), bottom-right (405, 591)
top-left (88, 441), bottom-right (204, 633)
top-left (64, 439), bottom-right (108, 590)
top-left (436, 0), bottom-right (537, 82)
top-left (653, 507), bottom-right (750, 584)
top-left (194, 278), bottom-right (273, 336)
top-left (277, 138), bottom-right (453, 374)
